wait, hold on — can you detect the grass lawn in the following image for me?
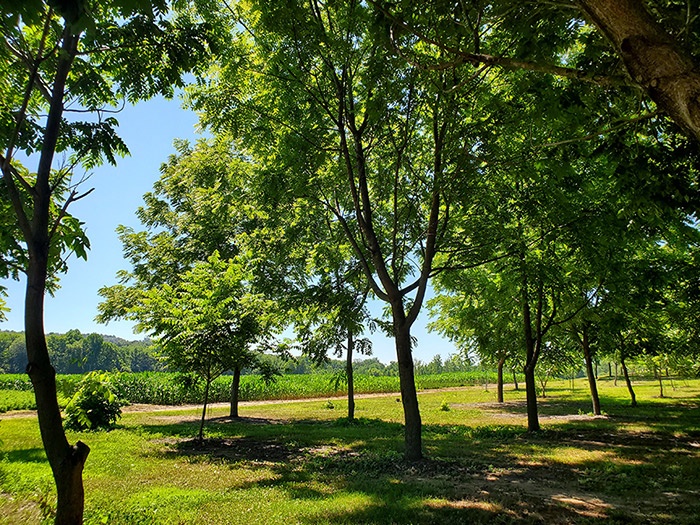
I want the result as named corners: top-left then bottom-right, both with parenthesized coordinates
top-left (1, 377), bottom-right (699, 524)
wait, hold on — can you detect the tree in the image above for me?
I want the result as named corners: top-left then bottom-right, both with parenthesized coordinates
top-left (190, 0), bottom-right (479, 461)
top-left (108, 252), bottom-right (269, 440)
top-left (0, 2), bottom-right (220, 522)
top-left (294, 265), bottom-right (374, 422)
top-left (98, 139), bottom-right (286, 421)
top-left (429, 266), bottom-right (523, 404)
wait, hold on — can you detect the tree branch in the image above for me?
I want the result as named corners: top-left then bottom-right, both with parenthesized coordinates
top-left (368, 0), bottom-right (634, 88)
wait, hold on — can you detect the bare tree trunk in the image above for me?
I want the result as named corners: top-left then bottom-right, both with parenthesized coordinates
top-left (524, 363), bottom-right (540, 431)
top-left (229, 365), bottom-right (241, 418)
top-left (657, 368), bottom-right (665, 398)
top-left (512, 369), bottom-right (519, 390)
top-left (577, 0), bottom-right (700, 143)
top-left (620, 356), bottom-right (637, 407)
top-left (346, 332), bottom-right (355, 421)
top-left (582, 325), bottom-right (601, 415)
top-left (394, 318), bottom-right (422, 461)
top-left (198, 378), bottom-right (211, 441)
top-left (614, 362), bottom-right (618, 386)
top-left (496, 356), bottom-right (505, 403)
top-left (27, 255), bottom-right (89, 525)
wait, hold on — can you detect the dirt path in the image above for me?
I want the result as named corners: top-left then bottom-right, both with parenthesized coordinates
top-left (1, 386), bottom-right (477, 419)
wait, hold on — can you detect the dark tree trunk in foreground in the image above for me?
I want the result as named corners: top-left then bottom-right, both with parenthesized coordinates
top-left (230, 365), bottom-right (241, 418)
top-left (620, 356), bottom-right (637, 407)
top-left (346, 332), bottom-right (355, 421)
top-left (27, 254), bottom-right (89, 525)
top-left (394, 317), bottom-right (422, 461)
top-left (497, 356), bottom-right (506, 403)
top-left (577, 0), bottom-right (700, 143)
top-left (581, 325), bottom-right (601, 415)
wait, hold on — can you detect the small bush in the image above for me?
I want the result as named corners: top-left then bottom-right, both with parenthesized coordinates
top-left (63, 372), bottom-right (122, 431)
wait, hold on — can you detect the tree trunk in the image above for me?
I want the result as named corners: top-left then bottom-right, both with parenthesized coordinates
top-left (198, 378), bottom-right (211, 441)
top-left (577, 0), bottom-right (700, 143)
top-left (582, 325), bottom-right (601, 415)
top-left (512, 369), bottom-right (519, 390)
top-left (26, 255), bottom-right (89, 525)
top-left (620, 356), bottom-right (637, 407)
top-left (394, 318), bottom-right (422, 461)
top-left (496, 356), bottom-right (505, 403)
top-left (346, 331), bottom-right (355, 421)
top-left (614, 362), bottom-right (618, 386)
top-left (229, 365), bottom-right (241, 418)
top-left (657, 368), bottom-right (665, 398)
top-left (524, 363), bottom-right (540, 431)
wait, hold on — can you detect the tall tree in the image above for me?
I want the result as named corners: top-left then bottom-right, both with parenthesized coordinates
top-left (0, 2), bottom-right (219, 522)
top-left (190, 0), bottom-right (478, 460)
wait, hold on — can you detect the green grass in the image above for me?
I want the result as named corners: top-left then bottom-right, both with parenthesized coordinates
top-left (1, 378), bottom-right (699, 524)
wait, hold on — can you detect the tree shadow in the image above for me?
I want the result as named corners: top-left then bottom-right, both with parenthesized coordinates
top-left (1, 447), bottom-right (47, 464)
top-left (130, 411), bottom-right (700, 523)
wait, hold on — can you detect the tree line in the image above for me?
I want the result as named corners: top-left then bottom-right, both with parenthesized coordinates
top-left (0, 329), bottom-right (478, 377)
top-left (0, 330), bottom-right (158, 374)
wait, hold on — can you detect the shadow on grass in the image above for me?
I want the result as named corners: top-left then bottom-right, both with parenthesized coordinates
top-left (130, 408), bottom-right (700, 524)
top-left (1, 447), bottom-right (47, 464)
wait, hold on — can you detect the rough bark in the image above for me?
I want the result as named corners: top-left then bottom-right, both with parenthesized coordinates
top-left (229, 365), bottom-right (241, 418)
top-left (620, 356), bottom-right (637, 407)
top-left (496, 356), bottom-right (505, 403)
top-left (577, 0), bottom-right (700, 142)
top-left (581, 325), bottom-right (601, 415)
top-left (346, 332), bottom-right (355, 421)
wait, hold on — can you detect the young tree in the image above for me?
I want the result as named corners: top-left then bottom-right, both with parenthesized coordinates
top-left (112, 252), bottom-right (268, 440)
top-left (429, 267), bottom-right (523, 404)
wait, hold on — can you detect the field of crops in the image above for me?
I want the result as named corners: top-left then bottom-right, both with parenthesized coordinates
top-left (0, 370), bottom-right (504, 411)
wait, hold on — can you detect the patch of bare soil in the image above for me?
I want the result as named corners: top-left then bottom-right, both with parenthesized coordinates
top-left (171, 436), bottom-right (300, 463)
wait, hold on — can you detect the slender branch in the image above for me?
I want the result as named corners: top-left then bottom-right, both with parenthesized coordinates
top-left (4, 9), bottom-right (53, 166)
top-left (48, 187), bottom-right (95, 240)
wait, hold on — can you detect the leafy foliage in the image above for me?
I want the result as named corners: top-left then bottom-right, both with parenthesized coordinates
top-left (63, 371), bottom-right (122, 431)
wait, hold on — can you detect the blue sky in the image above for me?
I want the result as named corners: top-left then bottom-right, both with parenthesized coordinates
top-left (1, 96), bottom-right (456, 364)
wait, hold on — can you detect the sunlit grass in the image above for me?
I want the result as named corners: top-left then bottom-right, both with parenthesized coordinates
top-left (1, 378), bottom-right (699, 524)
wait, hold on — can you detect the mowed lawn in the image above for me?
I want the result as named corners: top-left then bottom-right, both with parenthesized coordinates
top-left (1, 378), bottom-right (699, 524)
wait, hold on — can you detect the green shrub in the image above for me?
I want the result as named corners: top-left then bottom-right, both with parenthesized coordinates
top-left (63, 372), bottom-right (122, 431)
